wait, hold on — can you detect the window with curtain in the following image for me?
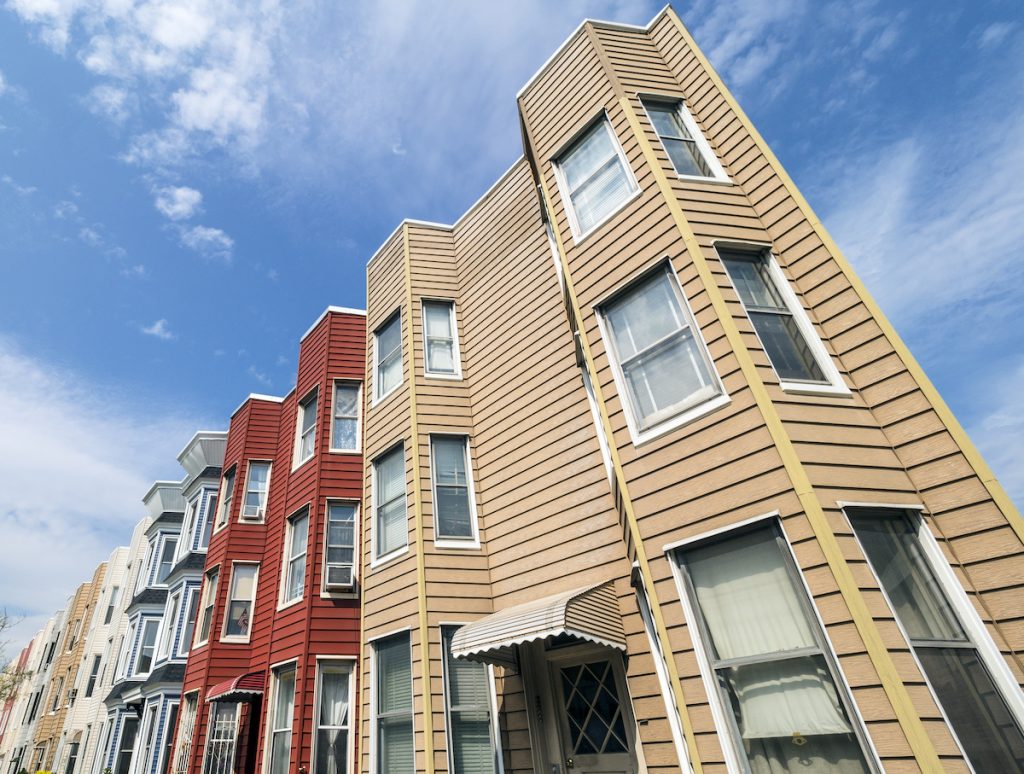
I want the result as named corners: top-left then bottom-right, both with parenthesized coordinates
top-left (375, 313), bottom-right (403, 400)
top-left (442, 626), bottom-right (497, 774)
top-left (423, 300), bottom-right (459, 377)
top-left (296, 389), bottom-right (319, 465)
top-left (556, 118), bottom-right (638, 237)
top-left (375, 633), bottom-right (413, 774)
top-left (849, 508), bottom-right (1024, 771)
top-left (315, 662), bottom-right (352, 774)
top-left (157, 537), bottom-right (178, 583)
top-left (224, 564), bottom-right (258, 638)
top-left (202, 702), bottom-right (238, 774)
top-left (325, 503), bottom-right (356, 590)
top-left (196, 569), bottom-right (219, 646)
top-left (172, 693), bottom-right (198, 774)
top-left (332, 382), bottom-right (360, 452)
top-left (374, 446), bottom-right (407, 559)
top-left (283, 511), bottom-right (309, 603)
top-left (600, 265), bottom-right (720, 435)
top-left (135, 619), bottom-right (160, 674)
top-left (677, 524), bottom-right (873, 774)
top-left (431, 436), bottom-right (474, 541)
top-left (241, 461), bottom-right (271, 519)
top-left (269, 667), bottom-right (296, 774)
top-left (642, 99), bottom-right (717, 179)
top-left (720, 251), bottom-right (829, 385)
top-left (216, 469), bottom-right (235, 530)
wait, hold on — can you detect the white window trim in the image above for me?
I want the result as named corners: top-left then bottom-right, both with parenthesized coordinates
top-left (421, 299), bottom-right (463, 380)
top-left (239, 460), bottom-right (272, 522)
top-left (202, 700), bottom-right (240, 774)
top-left (714, 241), bottom-right (851, 397)
top-left (292, 387), bottom-right (319, 471)
top-left (171, 691), bottom-right (199, 774)
top-left (155, 533), bottom-right (179, 587)
top-left (220, 562), bottom-right (260, 644)
top-left (842, 504), bottom-right (1024, 757)
top-left (594, 259), bottom-right (730, 447)
top-left (158, 700), bottom-right (180, 774)
top-left (368, 632), bottom-right (414, 774)
top-left (667, 512), bottom-right (882, 774)
top-left (429, 434), bottom-right (481, 550)
top-left (311, 656), bottom-right (357, 774)
top-left (213, 468), bottom-right (237, 535)
top-left (329, 380), bottom-right (363, 453)
top-left (193, 567), bottom-right (220, 650)
top-left (175, 585), bottom-right (200, 659)
top-left (372, 311), bottom-right (404, 406)
top-left (370, 445), bottom-right (409, 569)
top-left (278, 507), bottom-right (311, 610)
top-left (177, 496), bottom-right (200, 562)
top-left (552, 112), bottom-right (642, 245)
top-left (132, 617), bottom-right (161, 677)
top-left (322, 500), bottom-right (360, 597)
top-left (157, 590), bottom-right (182, 660)
top-left (262, 660), bottom-right (298, 774)
top-left (639, 94), bottom-right (731, 184)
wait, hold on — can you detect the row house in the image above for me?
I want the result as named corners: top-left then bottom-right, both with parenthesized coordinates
top-left (0, 640), bottom-right (37, 773)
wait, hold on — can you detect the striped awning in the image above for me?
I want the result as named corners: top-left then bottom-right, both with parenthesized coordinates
top-left (205, 671), bottom-right (265, 703)
top-left (450, 581), bottom-right (626, 668)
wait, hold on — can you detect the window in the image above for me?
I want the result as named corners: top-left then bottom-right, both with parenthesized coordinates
top-left (195, 569), bottom-right (219, 647)
top-left (598, 264), bottom-right (723, 439)
top-left (282, 510), bottom-right (309, 604)
top-left (216, 470), bottom-right (235, 531)
top-left (314, 661), bottom-right (353, 774)
top-left (25, 691), bottom-right (42, 723)
top-left (268, 666), bottom-right (296, 774)
top-left (423, 300), bottom-right (460, 377)
top-left (181, 495), bottom-right (200, 558)
top-left (160, 704), bottom-right (179, 774)
top-left (202, 702), bottom-right (238, 774)
top-left (180, 588), bottom-right (199, 657)
top-left (138, 704), bottom-right (159, 774)
top-left (202, 494), bottom-right (217, 549)
top-left (172, 693), bottom-right (198, 774)
top-left (430, 436), bottom-right (476, 543)
top-left (374, 633), bottom-right (413, 774)
top-left (223, 564), bottom-right (258, 639)
top-left (84, 654), bottom-right (102, 698)
top-left (136, 543), bottom-right (154, 593)
top-left (50, 675), bottom-right (65, 712)
top-left (103, 586), bottom-right (120, 625)
top-left (324, 503), bottom-right (357, 590)
top-left (241, 461), bottom-right (271, 520)
top-left (135, 619), bottom-right (160, 674)
top-left (63, 741), bottom-right (79, 774)
top-left (674, 523), bottom-right (873, 774)
top-left (331, 382), bottom-right (361, 452)
top-left (642, 98), bottom-right (726, 181)
top-left (374, 313), bottom-right (402, 401)
top-left (295, 389), bottom-right (319, 466)
top-left (849, 508), bottom-right (1024, 771)
top-left (554, 118), bottom-right (638, 239)
top-left (441, 626), bottom-right (498, 774)
top-left (115, 627), bottom-right (132, 679)
top-left (373, 446), bottom-right (407, 561)
top-left (720, 249), bottom-right (841, 389)
top-left (160, 592), bottom-right (181, 659)
top-left (113, 716), bottom-right (139, 774)
top-left (68, 618), bottom-right (82, 650)
top-left (157, 537), bottom-right (178, 583)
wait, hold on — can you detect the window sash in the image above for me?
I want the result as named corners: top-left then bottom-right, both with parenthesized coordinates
top-left (375, 448), bottom-right (407, 558)
top-left (224, 565), bottom-right (257, 638)
top-left (202, 703), bottom-right (238, 774)
top-left (375, 634), bottom-right (413, 774)
top-left (315, 663), bottom-right (352, 774)
top-left (172, 694), bottom-right (198, 774)
top-left (157, 538), bottom-right (178, 582)
top-left (160, 593), bottom-right (181, 658)
top-left (375, 315), bottom-right (403, 399)
top-left (557, 119), bottom-right (637, 238)
top-left (85, 655), bottom-right (102, 697)
top-left (431, 437), bottom-right (474, 540)
top-left (423, 301), bottom-right (458, 376)
top-left (297, 392), bottom-right (318, 462)
top-left (218, 472), bottom-right (235, 528)
top-left (325, 504), bottom-right (356, 589)
top-left (103, 586), bottom-right (120, 625)
top-left (332, 382), bottom-right (360, 451)
top-left (197, 571), bottom-right (219, 644)
top-left (285, 513), bottom-right (309, 602)
top-left (269, 668), bottom-right (296, 774)
top-left (442, 626), bottom-right (497, 774)
top-left (242, 462), bottom-right (270, 518)
top-left (135, 619), bottom-right (159, 674)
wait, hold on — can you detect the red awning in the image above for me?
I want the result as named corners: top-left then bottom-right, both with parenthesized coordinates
top-left (205, 672), bottom-right (265, 703)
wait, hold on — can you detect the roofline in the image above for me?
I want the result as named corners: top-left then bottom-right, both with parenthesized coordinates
top-left (452, 156), bottom-right (526, 228)
top-left (175, 429), bottom-right (229, 464)
top-left (230, 392), bottom-right (285, 419)
top-left (141, 479), bottom-right (184, 505)
top-left (299, 305), bottom-right (368, 343)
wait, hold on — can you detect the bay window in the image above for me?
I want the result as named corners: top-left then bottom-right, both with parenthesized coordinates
top-left (324, 502), bottom-right (356, 591)
top-left (331, 381), bottom-right (361, 452)
top-left (282, 510), bottom-right (309, 604)
top-left (223, 563), bottom-right (258, 639)
top-left (374, 313), bottom-right (402, 401)
top-left (195, 568), bottom-right (219, 647)
top-left (423, 300), bottom-right (460, 377)
top-left (430, 436), bottom-right (476, 543)
top-left (374, 633), bottom-right (413, 774)
top-left (295, 389), bottom-right (319, 466)
top-left (642, 97), bottom-right (726, 181)
top-left (241, 461), bottom-right (271, 520)
top-left (373, 446), bottom-right (407, 561)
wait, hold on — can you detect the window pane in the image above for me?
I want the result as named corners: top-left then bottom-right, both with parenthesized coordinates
top-left (571, 156), bottom-right (633, 234)
top-left (443, 627), bottom-right (495, 774)
top-left (377, 635), bottom-right (413, 774)
top-left (333, 417), bottom-right (358, 450)
top-left (561, 122), bottom-right (617, 189)
top-left (605, 271), bottom-right (684, 359)
top-left (320, 669), bottom-right (350, 726)
top-left (427, 339), bottom-right (456, 374)
top-left (663, 137), bottom-right (710, 177)
top-left (334, 384), bottom-right (358, 415)
top-left (622, 329), bottom-right (713, 423)
top-left (749, 311), bottom-right (826, 383)
top-left (376, 448), bottom-right (407, 556)
top-left (316, 728), bottom-right (348, 774)
top-left (424, 302), bottom-right (453, 338)
top-left (647, 103), bottom-right (684, 139)
top-left (377, 316), bottom-right (401, 359)
top-left (301, 396), bottom-right (317, 434)
top-left (722, 257), bottom-right (785, 310)
top-left (290, 515), bottom-right (309, 560)
top-left (379, 354), bottom-right (402, 396)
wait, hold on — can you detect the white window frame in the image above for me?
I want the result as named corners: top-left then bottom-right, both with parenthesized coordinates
top-left (133, 617), bottom-right (161, 676)
top-left (158, 700), bottom-right (180, 774)
top-left (240, 460), bottom-right (272, 522)
top-left (311, 656), bottom-right (357, 774)
top-left (429, 434), bottom-right (481, 550)
top-left (595, 260), bottom-right (730, 446)
top-left (156, 534), bottom-right (179, 585)
top-left (370, 444), bottom-right (409, 569)
top-left (715, 241), bottom-right (850, 397)
top-left (171, 692), bottom-right (199, 774)
top-left (552, 113), bottom-right (641, 244)
top-left (137, 702), bottom-right (160, 774)
top-left (329, 380), bottom-right (362, 453)
top-left (221, 562), bottom-right (259, 643)
top-left (115, 624), bottom-right (134, 680)
top-left (103, 585), bottom-right (120, 625)
top-left (177, 585), bottom-right (200, 659)
top-left (368, 629), bottom-right (414, 774)
top-left (421, 299), bottom-right (462, 379)
top-left (202, 701), bottom-right (239, 774)
top-left (263, 660), bottom-right (298, 774)
top-left (322, 500), bottom-right (359, 595)
top-left (178, 495), bottom-right (200, 561)
top-left (158, 590), bottom-right (182, 660)
top-left (372, 311), bottom-right (403, 405)
top-left (214, 468), bottom-right (236, 533)
top-left (293, 388), bottom-right (319, 470)
top-left (279, 507), bottom-right (310, 609)
top-left (639, 94), bottom-right (730, 183)
top-left (194, 567), bottom-right (219, 649)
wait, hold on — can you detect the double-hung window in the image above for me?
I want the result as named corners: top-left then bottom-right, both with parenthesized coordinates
top-left (216, 470), bottom-right (235, 531)
top-left (373, 446), bottom-right (407, 561)
top-left (324, 502), bottom-right (357, 590)
top-left (50, 675), bottom-right (65, 712)
top-left (156, 537), bottom-right (178, 583)
top-left (314, 661), bottom-right (353, 774)
top-left (374, 313), bottom-right (402, 401)
top-left (374, 633), bottom-right (413, 774)
top-left (203, 702), bottom-right (238, 774)
top-left (849, 508), bottom-right (1024, 771)
top-left (331, 381), bottom-right (361, 452)
top-left (223, 563), bottom-right (258, 639)
top-left (674, 523), bottom-right (874, 773)
top-left (159, 592), bottom-right (181, 659)
top-left (642, 98), bottom-right (726, 181)
top-left (135, 618), bottom-right (160, 674)
top-left (172, 693), bottom-right (198, 774)
top-left (241, 461), bottom-right (271, 520)
top-left (282, 510), bottom-right (309, 604)
top-left (423, 300), bottom-right (460, 377)
top-left (103, 586), bottom-right (120, 625)
top-left (295, 389), bottom-right (318, 466)
top-left (599, 264), bottom-right (723, 440)
top-left (195, 568), bottom-right (219, 647)
top-left (202, 493), bottom-right (217, 548)
top-left (181, 496), bottom-right (200, 556)
top-left (180, 588), bottom-right (199, 656)
top-left (269, 666), bottom-right (296, 774)
top-left (430, 436), bottom-right (476, 543)
top-left (441, 626), bottom-right (498, 774)
top-left (84, 655), bottom-right (102, 698)
top-left (555, 117), bottom-right (638, 239)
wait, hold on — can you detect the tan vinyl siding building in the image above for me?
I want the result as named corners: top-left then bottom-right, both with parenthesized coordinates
top-left (358, 6), bottom-right (1024, 774)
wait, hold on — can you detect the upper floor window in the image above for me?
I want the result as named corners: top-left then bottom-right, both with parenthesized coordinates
top-left (282, 509), bottom-right (309, 605)
top-left (202, 493), bottom-right (217, 548)
top-left (295, 388), bottom-right (319, 466)
top-left (430, 436), bottom-right (477, 545)
top-left (180, 496), bottom-right (199, 559)
top-left (179, 588), bottom-right (199, 658)
top-left (216, 469), bottom-right (235, 531)
top-left (598, 264), bottom-right (723, 441)
top-left (331, 381), bottom-right (361, 453)
top-left (642, 98), bottom-right (727, 181)
top-left (50, 675), bottom-right (65, 712)
top-left (223, 563), bottom-right (258, 640)
top-left (103, 586), bottom-right (120, 625)
top-left (134, 618), bottom-right (160, 674)
top-left (324, 503), bottom-right (357, 591)
top-left (159, 592), bottom-right (181, 660)
top-left (156, 537), bottom-right (178, 583)
top-left (554, 118), bottom-right (638, 240)
top-left (84, 655), bottom-right (102, 698)
top-left (373, 446), bottom-right (407, 562)
top-left (374, 313), bottom-right (402, 401)
top-left (241, 461), bottom-right (271, 520)
top-left (195, 568), bottom-right (219, 647)
top-left (135, 543), bottom-right (154, 594)
top-left (423, 300), bottom-right (461, 378)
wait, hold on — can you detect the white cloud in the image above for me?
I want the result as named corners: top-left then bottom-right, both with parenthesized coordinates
top-left (85, 84), bottom-right (132, 123)
top-left (179, 224), bottom-right (233, 261)
top-left (78, 225), bottom-right (102, 246)
top-left (153, 184), bottom-right (202, 219)
top-left (140, 318), bottom-right (175, 339)
top-left (1, 174), bottom-right (37, 196)
top-left (969, 359), bottom-right (1024, 505)
top-left (978, 21), bottom-right (1017, 50)
top-left (246, 364), bottom-right (270, 386)
top-left (54, 200), bottom-right (79, 219)
top-left (121, 264), bottom-right (147, 277)
top-left (0, 70), bottom-right (7, 96)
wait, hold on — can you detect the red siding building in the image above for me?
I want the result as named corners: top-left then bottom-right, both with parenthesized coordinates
top-left (171, 308), bottom-right (365, 774)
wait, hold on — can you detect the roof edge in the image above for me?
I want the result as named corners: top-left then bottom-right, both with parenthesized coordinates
top-left (299, 305), bottom-right (368, 343)
top-left (230, 392), bottom-right (285, 419)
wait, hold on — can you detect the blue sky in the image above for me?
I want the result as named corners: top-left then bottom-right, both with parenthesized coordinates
top-left (0, 0), bottom-right (1021, 647)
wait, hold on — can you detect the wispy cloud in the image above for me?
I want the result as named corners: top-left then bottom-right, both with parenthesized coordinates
top-left (85, 84), bottom-right (132, 124)
top-left (179, 224), bottom-right (233, 261)
top-left (0, 70), bottom-right (7, 96)
top-left (154, 184), bottom-right (202, 220)
top-left (140, 318), bottom-right (175, 340)
top-left (1, 174), bottom-right (37, 196)
top-left (246, 364), bottom-right (271, 386)
top-left (78, 225), bottom-right (102, 246)
top-left (977, 21), bottom-right (1017, 51)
